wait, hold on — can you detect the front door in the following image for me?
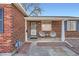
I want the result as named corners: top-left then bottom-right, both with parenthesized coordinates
top-left (31, 22), bottom-right (37, 36)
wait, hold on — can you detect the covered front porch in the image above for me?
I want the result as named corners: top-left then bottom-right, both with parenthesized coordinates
top-left (25, 17), bottom-right (66, 42)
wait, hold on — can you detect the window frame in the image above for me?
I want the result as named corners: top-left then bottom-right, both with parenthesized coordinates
top-left (67, 21), bottom-right (77, 31)
top-left (41, 21), bottom-right (52, 31)
top-left (0, 8), bottom-right (4, 33)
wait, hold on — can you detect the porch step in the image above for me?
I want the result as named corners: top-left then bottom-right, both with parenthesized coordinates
top-left (37, 42), bottom-right (65, 47)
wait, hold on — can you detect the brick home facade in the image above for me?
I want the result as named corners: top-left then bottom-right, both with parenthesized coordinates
top-left (0, 3), bottom-right (79, 53)
top-left (0, 4), bottom-right (27, 52)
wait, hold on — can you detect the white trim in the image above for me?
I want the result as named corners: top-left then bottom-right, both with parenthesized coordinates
top-left (61, 20), bottom-right (65, 41)
top-left (13, 3), bottom-right (28, 16)
top-left (25, 18), bottom-right (27, 42)
top-left (24, 17), bottom-right (79, 21)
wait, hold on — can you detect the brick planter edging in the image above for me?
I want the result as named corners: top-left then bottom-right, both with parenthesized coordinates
top-left (37, 42), bottom-right (66, 47)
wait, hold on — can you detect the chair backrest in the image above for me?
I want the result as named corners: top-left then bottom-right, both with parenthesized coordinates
top-left (39, 31), bottom-right (45, 36)
top-left (50, 32), bottom-right (56, 37)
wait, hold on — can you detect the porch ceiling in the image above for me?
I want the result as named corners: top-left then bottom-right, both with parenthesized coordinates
top-left (24, 16), bottom-right (79, 21)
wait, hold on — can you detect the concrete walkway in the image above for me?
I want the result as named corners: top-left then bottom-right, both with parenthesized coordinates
top-left (14, 42), bottom-right (78, 56)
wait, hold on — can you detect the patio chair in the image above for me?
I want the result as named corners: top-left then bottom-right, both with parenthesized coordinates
top-left (39, 31), bottom-right (46, 38)
top-left (50, 31), bottom-right (56, 38)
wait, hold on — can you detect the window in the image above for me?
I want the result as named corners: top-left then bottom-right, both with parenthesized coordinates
top-left (67, 21), bottom-right (77, 31)
top-left (0, 9), bottom-right (4, 32)
top-left (41, 21), bottom-right (52, 31)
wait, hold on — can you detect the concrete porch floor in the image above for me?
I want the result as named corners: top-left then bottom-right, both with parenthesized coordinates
top-left (14, 41), bottom-right (78, 56)
top-left (27, 38), bottom-right (61, 42)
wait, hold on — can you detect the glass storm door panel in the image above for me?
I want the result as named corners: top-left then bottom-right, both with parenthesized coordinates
top-left (31, 22), bottom-right (37, 35)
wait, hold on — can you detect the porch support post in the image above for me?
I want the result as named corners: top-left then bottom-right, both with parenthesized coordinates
top-left (61, 20), bottom-right (65, 41)
top-left (25, 19), bottom-right (27, 41)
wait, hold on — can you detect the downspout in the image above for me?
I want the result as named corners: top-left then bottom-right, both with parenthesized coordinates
top-left (12, 12), bottom-right (15, 47)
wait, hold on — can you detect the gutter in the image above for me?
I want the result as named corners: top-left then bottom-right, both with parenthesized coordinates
top-left (13, 3), bottom-right (28, 16)
top-left (24, 17), bottom-right (79, 21)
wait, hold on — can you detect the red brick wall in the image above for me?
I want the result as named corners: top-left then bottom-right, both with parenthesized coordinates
top-left (12, 5), bottom-right (25, 42)
top-left (52, 21), bottom-right (62, 38)
top-left (65, 31), bottom-right (79, 38)
top-left (0, 4), bottom-right (25, 52)
top-left (0, 4), bottom-right (13, 52)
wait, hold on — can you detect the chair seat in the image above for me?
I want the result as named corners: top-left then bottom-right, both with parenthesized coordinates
top-left (39, 31), bottom-right (45, 37)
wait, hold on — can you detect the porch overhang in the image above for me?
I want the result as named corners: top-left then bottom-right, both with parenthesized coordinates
top-left (24, 16), bottom-right (79, 21)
